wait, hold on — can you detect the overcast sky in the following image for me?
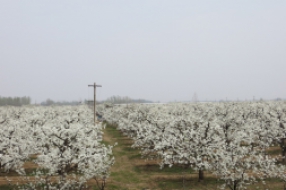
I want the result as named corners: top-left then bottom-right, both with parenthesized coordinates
top-left (1, 1), bottom-right (285, 103)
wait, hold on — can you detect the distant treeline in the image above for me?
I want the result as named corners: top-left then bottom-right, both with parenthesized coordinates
top-left (0, 95), bottom-right (152, 106)
top-left (41, 99), bottom-right (82, 106)
top-left (103, 96), bottom-right (153, 104)
top-left (0, 96), bottom-right (31, 106)
top-left (41, 96), bottom-right (152, 106)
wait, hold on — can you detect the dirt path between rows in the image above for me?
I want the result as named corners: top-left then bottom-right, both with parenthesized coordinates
top-left (101, 125), bottom-right (160, 189)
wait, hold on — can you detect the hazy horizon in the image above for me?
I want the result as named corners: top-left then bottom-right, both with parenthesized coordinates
top-left (1, 1), bottom-right (285, 103)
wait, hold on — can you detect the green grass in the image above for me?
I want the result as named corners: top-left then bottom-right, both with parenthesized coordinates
top-left (133, 163), bottom-right (193, 174)
top-left (156, 174), bottom-right (223, 190)
top-left (0, 185), bottom-right (13, 190)
top-left (111, 171), bottom-right (140, 183)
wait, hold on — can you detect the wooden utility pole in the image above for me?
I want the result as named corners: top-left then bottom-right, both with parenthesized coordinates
top-left (88, 82), bottom-right (102, 125)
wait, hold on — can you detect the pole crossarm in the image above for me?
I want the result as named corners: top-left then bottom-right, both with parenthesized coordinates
top-left (88, 82), bottom-right (102, 125)
top-left (88, 84), bottom-right (102, 87)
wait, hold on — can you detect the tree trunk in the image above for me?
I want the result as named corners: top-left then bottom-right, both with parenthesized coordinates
top-left (198, 169), bottom-right (204, 182)
top-left (282, 147), bottom-right (286, 163)
top-left (233, 183), bottom-right (237, 190)
top-left (281, 138), bottom-right (286, 162)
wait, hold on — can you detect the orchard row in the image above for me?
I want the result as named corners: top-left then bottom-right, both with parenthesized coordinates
top-left (99, 101), bottom-right (286, 190)
top-left (0, 105), bottom-right (114, 190)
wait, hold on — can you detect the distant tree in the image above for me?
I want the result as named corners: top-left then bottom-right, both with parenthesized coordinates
top-left (45, 99), bottom-right (54, 106)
